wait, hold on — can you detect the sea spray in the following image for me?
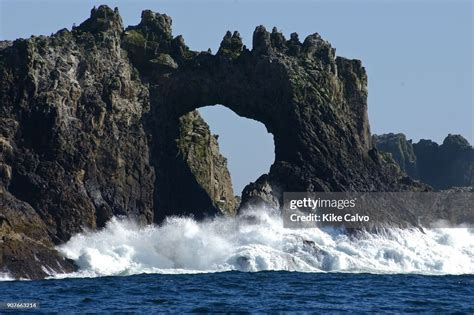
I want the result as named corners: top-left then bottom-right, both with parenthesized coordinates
top-left (0, 272), bottom-right (14, 281)
top-left (54, 208), bottom-right (474, 279)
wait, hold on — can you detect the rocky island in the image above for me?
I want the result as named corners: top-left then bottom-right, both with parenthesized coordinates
top-left (374, 133), bottom-right (473, 190)
top-left (0, 6), bottom-right (471, 279)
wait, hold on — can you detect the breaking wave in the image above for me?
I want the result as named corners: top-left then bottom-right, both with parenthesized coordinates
top-left (54, 208), bottom-right (474, 279)
top-left (0, 272), bottom-right (14, 281)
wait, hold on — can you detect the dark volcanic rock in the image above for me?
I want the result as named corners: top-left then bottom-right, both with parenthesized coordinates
top-left (177, 111), bottom-right (237, 216)
top-left (1, 191), bottom-right (76, 279)
top-left (372, 133), bottom-right (418, 176)
top-left (2, 6), bottom-right (155, 239)
top-left (374, 133), bottom-right (474, 189)
top-left (415, 135), bottom-right (474, 189)
top-left (1, 6), bottom-right (433, 279)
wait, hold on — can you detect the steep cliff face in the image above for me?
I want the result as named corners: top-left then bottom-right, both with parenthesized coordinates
top-left (1, 5), bottom-right (430, 279)
top-left (372, 133), bottom-right (417, 176)
top-left (1, 10), bottom-right (156, 232)
top-left (374, 133), bottom-right (474, 189)
top-left (176, 111), bottom-right (237, 216)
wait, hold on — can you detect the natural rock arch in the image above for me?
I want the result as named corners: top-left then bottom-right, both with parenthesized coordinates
top-left (121, 9), bottom-right (415, 219)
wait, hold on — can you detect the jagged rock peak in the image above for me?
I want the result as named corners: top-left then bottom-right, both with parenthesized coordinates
top-left (217, 30), bottom-right (243, 58)
top-left (302, 33), bottom-right (335, 61)
top-left (137, 10), bottom-right (173, 41)
top-left (77, 5), bottom-right (123, 35)
top-left (252, 25), bottom-right (272, 55)
top-left (443, 134), bottom-right (471, 149)
top-left (251, 27), bottom-right (335, 60)
top-left (290, 32), bottom-right (300, 42)
top-left (270, 27), bottom-right (286, 50)
top-left (287, 32), bottom-right (301, 55)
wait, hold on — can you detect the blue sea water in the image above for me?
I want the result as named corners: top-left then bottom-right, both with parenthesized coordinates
top-left (1, 272), bottom-right (473, 313)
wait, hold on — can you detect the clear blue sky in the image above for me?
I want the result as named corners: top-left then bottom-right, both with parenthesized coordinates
top-left (1, 0), bottom-right (472, 193)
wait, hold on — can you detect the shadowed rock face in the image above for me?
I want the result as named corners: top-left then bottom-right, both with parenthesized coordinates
top-left (372, 133), bottom-right (418, 177)
top-left (1, 5), bottom-right (427, 279)
top-left (374, 133), bottom-right (474, 190)
top-left (1, 192), bottom-right (77, 279)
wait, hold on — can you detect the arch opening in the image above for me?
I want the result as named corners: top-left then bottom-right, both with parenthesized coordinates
top-left (151, 104), bottom-right (275, 220)
top-left (198, 104), bottom-right (276, 195)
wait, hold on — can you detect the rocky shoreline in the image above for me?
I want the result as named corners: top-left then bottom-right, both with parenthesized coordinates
top-left (1, 6), bottom-right (472, 279)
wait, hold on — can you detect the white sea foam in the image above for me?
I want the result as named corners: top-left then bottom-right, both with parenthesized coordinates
top-left (51, 208), bottom-right (474, 279)
top-left (0, 272), bottom-right (15, 281)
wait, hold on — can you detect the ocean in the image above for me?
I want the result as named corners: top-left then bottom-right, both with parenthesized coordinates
top-left (1, 209), bottom-right (473, 312)
top-left (1, 272), bottom-right (473, 312)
